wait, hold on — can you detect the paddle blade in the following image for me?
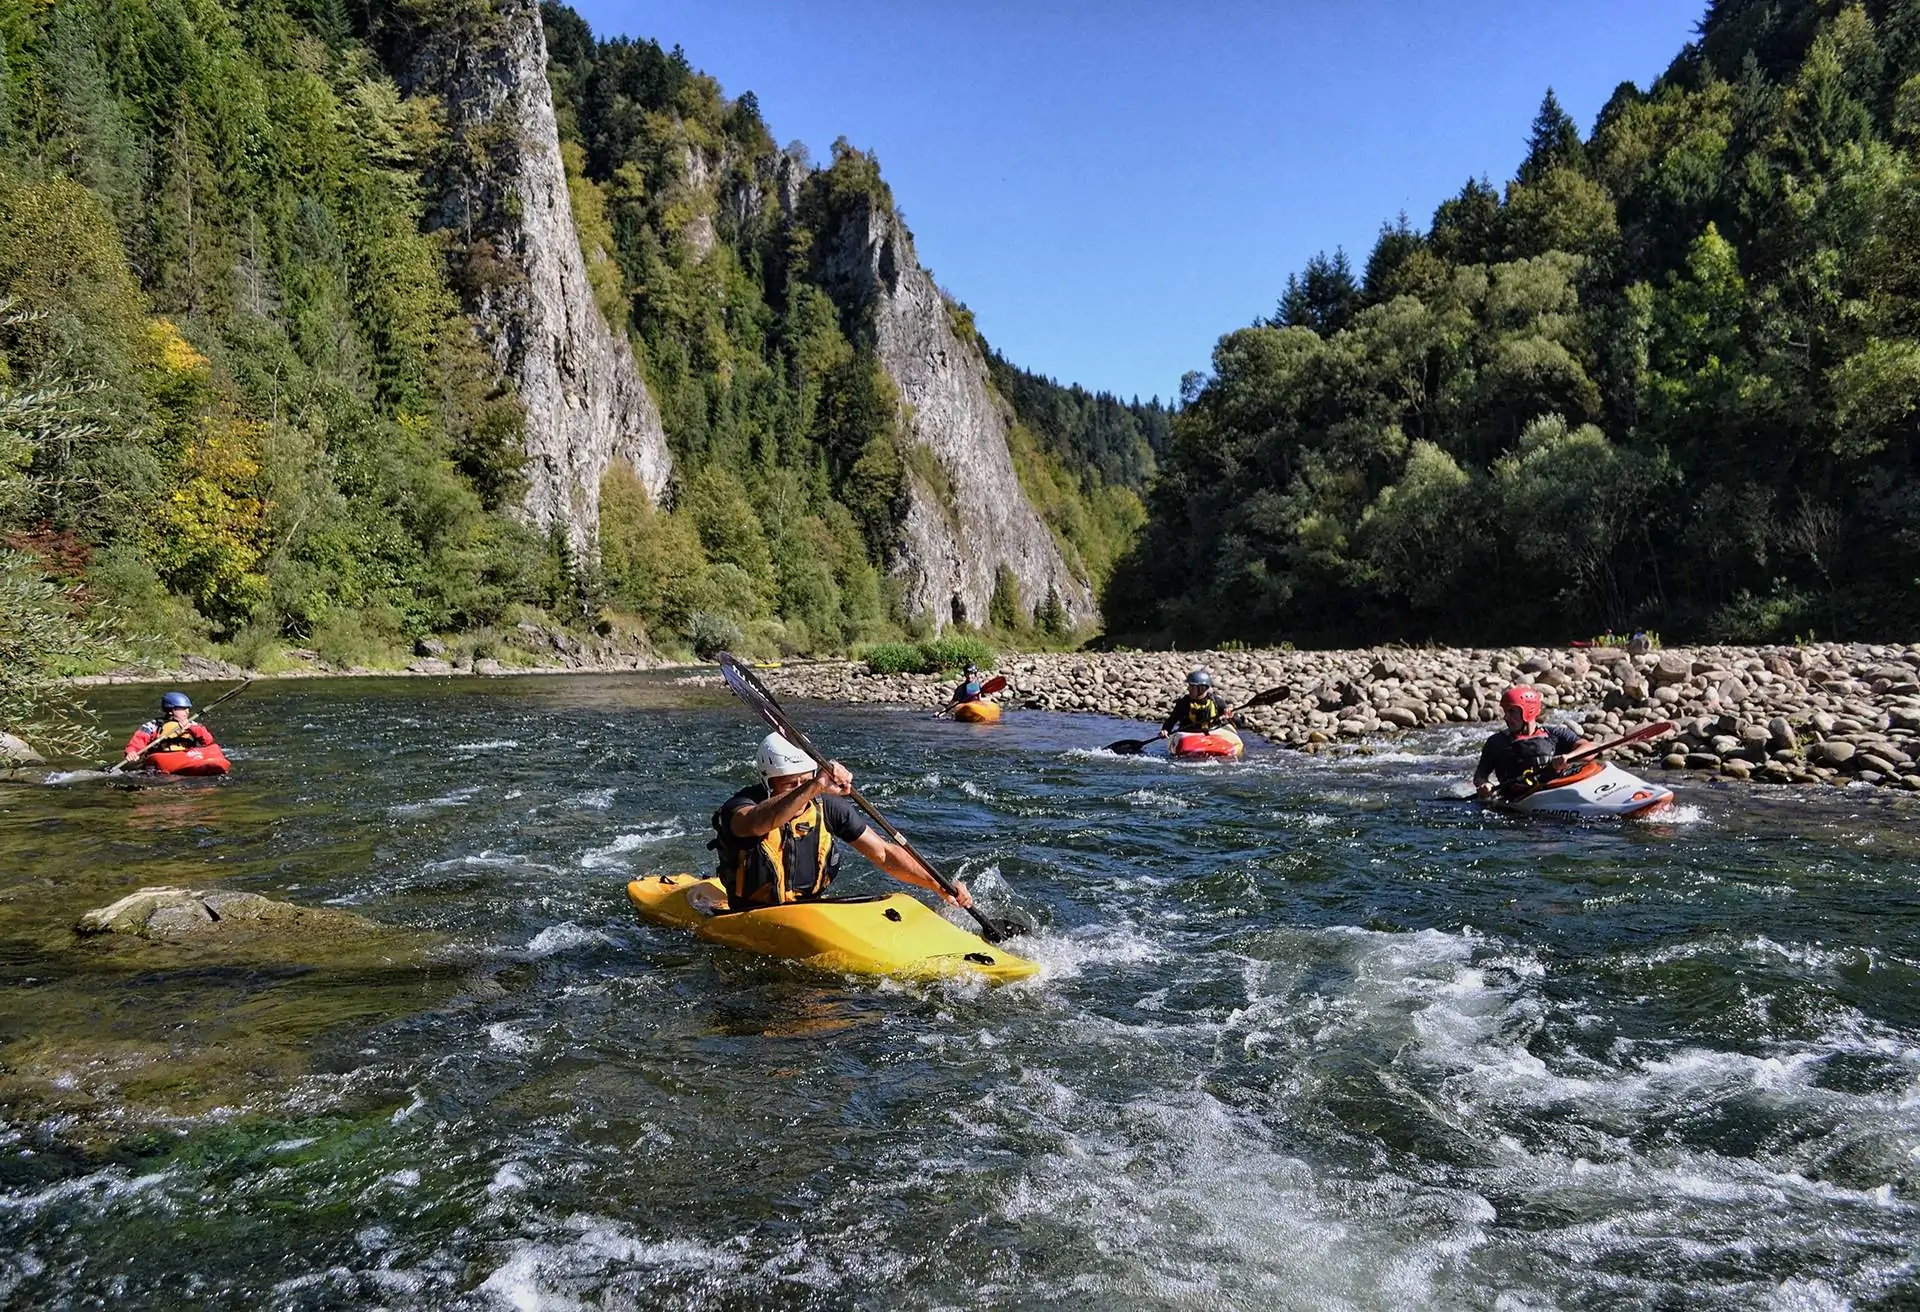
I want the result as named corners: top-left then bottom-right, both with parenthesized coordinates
top-left (1104, 737), bottom-right (1155, 755)
top-left (718, 652), bottom-right (789, 734)
top-left (1238, 683), bottom-right (1293, 711)
top-left (979, 675), bottom-right (1007, 696)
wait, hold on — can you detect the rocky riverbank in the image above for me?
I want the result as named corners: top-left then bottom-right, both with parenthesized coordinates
top-left (753, 643), bottom-right (1920, 792)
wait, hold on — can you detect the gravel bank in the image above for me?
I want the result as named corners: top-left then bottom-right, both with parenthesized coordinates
top-left (754, 643), bottom-right (1920, 792)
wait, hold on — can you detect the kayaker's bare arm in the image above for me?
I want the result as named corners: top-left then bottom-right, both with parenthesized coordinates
top-left (728, 761), bottom-right (852, 838)
top-left (849, 830), bottom-right (973, 909)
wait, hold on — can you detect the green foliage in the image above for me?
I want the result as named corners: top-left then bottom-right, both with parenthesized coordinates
top-left (1109, 1), bottom-right (1920, 644)
top-left (987, 563), bottom-right (1022, 632)
top-left (918, 635), bottom-right (994, 673)
top-left (0, 549), bottom-right (130, 756)
top-left (861, 641), bottom-right (928, 675)
top-left (859, 635), bottom-right (995, 676)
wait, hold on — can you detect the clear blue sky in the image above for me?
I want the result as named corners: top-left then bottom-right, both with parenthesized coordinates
top-left (566, 1), bottom-right (1706, 402)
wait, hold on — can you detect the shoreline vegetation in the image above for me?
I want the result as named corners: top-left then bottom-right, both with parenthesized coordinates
top-left (65, 639), bottom-right (1920, 795)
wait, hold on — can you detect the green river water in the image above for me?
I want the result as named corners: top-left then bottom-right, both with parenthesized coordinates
top-left (2, 673), bottom-right (1917, 1309)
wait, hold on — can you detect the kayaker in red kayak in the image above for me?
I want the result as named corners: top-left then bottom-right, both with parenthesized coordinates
top-left (1473, 686), bottom-right (1594, 796)
top-left (1157, 669), bottom-right (1235, 742)
top-left (711, 733), bottom-right (973, 912)
top-left (121, 690), bottom-right (219, 767)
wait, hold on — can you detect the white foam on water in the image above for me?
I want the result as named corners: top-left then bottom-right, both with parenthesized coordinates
top-left (957, 778), bottom-right (991, 800)
top-left (390, 1090), bottom-right (426, 1124)
top-left (577, 821), bottom-right (686, 870)
top-left (383, 1169), bottom-right (420, 1188)
top-left (988, 1073), bottom-right (1494, 1308)
top-left (1123, 788), bottom-right (1190, 810)
top-left (525, 922), bottom-right (613, 958)
top-left (0, 1166), bottom-right (173, 1216)
top-left (487, 1022), bottom-right (539, 1054)
top-left (421, 851), bottom-right (534, 874)
top-left (389, 786), bottom-right (481, 818)
top-left (451, 739), bottom-right (521, 752)
top-left (489, 1161), bottom-right (530, 1195)
top-left (476, 1217), bottom-right (741, 1310)
top-left (1016, 920), bottom-right (1171, 980)
top-left (566, 787), bottom-right (616, 810)
top-left (269, 1136), bottom-right (319, 1154)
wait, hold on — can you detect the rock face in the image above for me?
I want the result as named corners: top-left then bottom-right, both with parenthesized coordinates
top-left (405, 0), bottom-right (671, 561)
top-left (813, 199), bottom-right (1097, 630)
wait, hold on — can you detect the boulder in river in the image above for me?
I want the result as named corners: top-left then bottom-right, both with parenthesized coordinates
top-left (77, 887), bottom-right (380, 943)
top-left (1, 731), bottom-right (44, 765)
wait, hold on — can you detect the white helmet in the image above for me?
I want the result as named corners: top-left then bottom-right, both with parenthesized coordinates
top-left (755, 732), bottom-right (816, 780)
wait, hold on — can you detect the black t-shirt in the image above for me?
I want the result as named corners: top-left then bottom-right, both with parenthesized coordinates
top-left (1476, 723), bottom-right (1583, 786)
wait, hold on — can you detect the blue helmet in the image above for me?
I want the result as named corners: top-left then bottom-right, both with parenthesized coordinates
top-left (161, 691), bottom-right (193, 711)
top-left (1187, 669), bottom-right (1212, 689)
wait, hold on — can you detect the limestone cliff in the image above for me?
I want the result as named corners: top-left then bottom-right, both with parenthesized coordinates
top-left (398, 0), bottom-right (671, 561)
top-left (811, 198), bottom-right (1097, 629)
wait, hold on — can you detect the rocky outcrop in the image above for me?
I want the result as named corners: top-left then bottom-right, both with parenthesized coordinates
top-left (404, 0), bottom-right (671, 561)
top-left (813, 198), bottom-right (1097, 631)
top-left (77, 887), bottom-right (381, 942)
top-left (1, 732), bottom-right (43, 765)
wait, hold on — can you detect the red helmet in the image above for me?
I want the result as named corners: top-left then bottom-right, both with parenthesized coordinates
top-left (1500, 686), bottom-right (1543, 720)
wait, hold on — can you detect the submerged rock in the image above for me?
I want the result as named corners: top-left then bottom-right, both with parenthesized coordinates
top-left (77, 887), bottom-right (379, 942)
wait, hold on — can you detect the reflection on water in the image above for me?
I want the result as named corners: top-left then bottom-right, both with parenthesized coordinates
top-left (1, 673), bottom-right (1917, 1308)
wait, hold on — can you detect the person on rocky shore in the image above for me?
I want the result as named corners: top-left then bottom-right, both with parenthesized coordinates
top-left (1473, 686), bottom-right (1594, 796)
top-left (711, 732), bottom-right (973, 911)
top-left (1158, 669), bottom-right (1235, 741)
top-left (121, 691), bottom-right (219, 767)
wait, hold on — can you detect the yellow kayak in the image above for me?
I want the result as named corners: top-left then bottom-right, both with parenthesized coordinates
top-left (952, 701), bottom-right (1002, 723)
top-left (626, 874), bottom-right (1038, 983)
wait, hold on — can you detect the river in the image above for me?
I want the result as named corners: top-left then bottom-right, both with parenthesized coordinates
top-left (2, 673), bottom-right (1916, 1309)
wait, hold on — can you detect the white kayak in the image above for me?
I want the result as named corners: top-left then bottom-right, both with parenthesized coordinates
top-left (1495, 759), bottom-right (1675, 818)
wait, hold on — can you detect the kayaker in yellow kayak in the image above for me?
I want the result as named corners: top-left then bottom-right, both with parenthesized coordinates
top-left (712, 733), bottom-right (973, 912)
top-left (948, 663), bottom-right (985, 709)
top-left (1157, 669), bottom-right (1235, 742)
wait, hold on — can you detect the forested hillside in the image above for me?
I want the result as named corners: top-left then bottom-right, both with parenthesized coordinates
top-left (0, 0), bottom-right (1134, 721)
top-left (1110, 0), bottom-right (1920, 647)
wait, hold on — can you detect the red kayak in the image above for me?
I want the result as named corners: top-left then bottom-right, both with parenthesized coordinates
top-left (144, 745), bottom-right (232, 777)
top-left (1169, 727), bottom-right (1244, 760)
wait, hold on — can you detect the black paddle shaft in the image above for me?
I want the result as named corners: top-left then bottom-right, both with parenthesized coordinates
top-left (716, 654), bottom-right (1015, 943)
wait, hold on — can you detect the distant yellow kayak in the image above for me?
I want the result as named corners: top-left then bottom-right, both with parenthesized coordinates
top-left (626, 874), bottom-right (1038, 983)
top-left (951, 701), bottom-right (1002, 723)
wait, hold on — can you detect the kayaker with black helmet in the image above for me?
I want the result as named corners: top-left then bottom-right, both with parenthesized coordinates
top-left (948, 663), bottom-right (985, 708)
top-left (1158, 669), bottom-right (1234, 741)
top-left (121, 691), bottom-right (219, 767)
top-left (710, 733), bottom-right (973, 911)
top-left (1473, 686), bottom-right (1594, 796)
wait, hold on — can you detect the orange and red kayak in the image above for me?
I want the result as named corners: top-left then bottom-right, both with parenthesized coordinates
top-left (1169, 727), bottom-right (1243, 760)
top-left (952, 701), bottom-right (1002, 723)
top-left (144, 745), bottom-right (231, 777)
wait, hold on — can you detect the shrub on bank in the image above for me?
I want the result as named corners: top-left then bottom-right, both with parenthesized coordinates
top-left (860, 637), bottom-right (997, 676)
